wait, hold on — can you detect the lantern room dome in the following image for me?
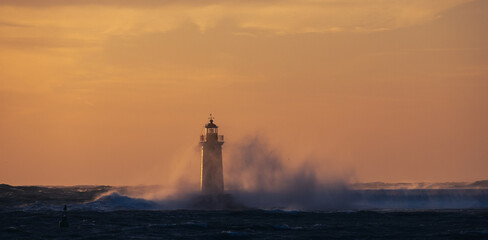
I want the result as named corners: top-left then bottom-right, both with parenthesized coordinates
top-left (205, 119), bottom-right (218, 128)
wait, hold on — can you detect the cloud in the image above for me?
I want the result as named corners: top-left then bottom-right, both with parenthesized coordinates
top-left (0, 37), bottom-right (94, 49)
top-left (0, 0), bottom-right (473, 35)
top-left (0, 20), bottom-right (31, 28)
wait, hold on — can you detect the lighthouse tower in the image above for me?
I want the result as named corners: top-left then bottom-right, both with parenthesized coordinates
top-left (200, 115), bottom-right (225, 195)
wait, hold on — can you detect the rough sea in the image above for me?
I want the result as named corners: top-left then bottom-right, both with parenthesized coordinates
top-left (1, 182), bottom-right (488, 239)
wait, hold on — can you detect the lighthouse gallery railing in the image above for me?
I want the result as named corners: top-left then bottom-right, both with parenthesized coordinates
top-left (200, 135), bottom-right (224, 143)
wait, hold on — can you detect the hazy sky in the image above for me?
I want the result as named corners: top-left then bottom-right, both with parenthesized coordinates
top-left (1, 0), bottom-right (487, 185)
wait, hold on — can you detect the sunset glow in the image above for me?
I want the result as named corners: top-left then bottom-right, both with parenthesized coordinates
top-left (1, 0), bottom-right (487, 186)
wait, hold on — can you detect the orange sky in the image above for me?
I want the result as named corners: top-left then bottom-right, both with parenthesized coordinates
top-left (0, 0), bottom-right (487, 186)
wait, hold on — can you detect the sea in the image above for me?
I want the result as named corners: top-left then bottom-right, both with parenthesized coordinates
top-left (1, 182), bottom-right (488, 239)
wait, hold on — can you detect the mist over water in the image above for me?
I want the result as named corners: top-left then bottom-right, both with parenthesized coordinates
top-left (112, 135), bottom-right (357, 210)
top-left (223, 136), bottom-right (354, 210)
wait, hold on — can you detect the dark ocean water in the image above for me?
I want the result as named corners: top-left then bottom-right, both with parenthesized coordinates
top-left (2, 209), bottom-right (488, 239)
top-left (1, 184), bottom-right (488, 239)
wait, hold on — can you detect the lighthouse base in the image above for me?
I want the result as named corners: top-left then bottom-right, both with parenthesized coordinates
top-left (191, 194), bottom-right (249, 210)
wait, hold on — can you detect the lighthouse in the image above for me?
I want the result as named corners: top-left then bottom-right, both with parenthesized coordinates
top-left (200, 115), bottom-right (225, 195)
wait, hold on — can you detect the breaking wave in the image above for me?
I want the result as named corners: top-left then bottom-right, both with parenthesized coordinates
top-left (82, 192), bottom-right (160, 211)
top-left (1, 184), bottom-right (488, 211)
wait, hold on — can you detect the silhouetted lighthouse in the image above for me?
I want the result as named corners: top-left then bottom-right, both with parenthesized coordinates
top-left (200, 115), bottom-right (224, 195)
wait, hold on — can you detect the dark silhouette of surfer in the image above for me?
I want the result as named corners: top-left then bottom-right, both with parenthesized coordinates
top-left (59, 205), bottom-right (69, 228)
